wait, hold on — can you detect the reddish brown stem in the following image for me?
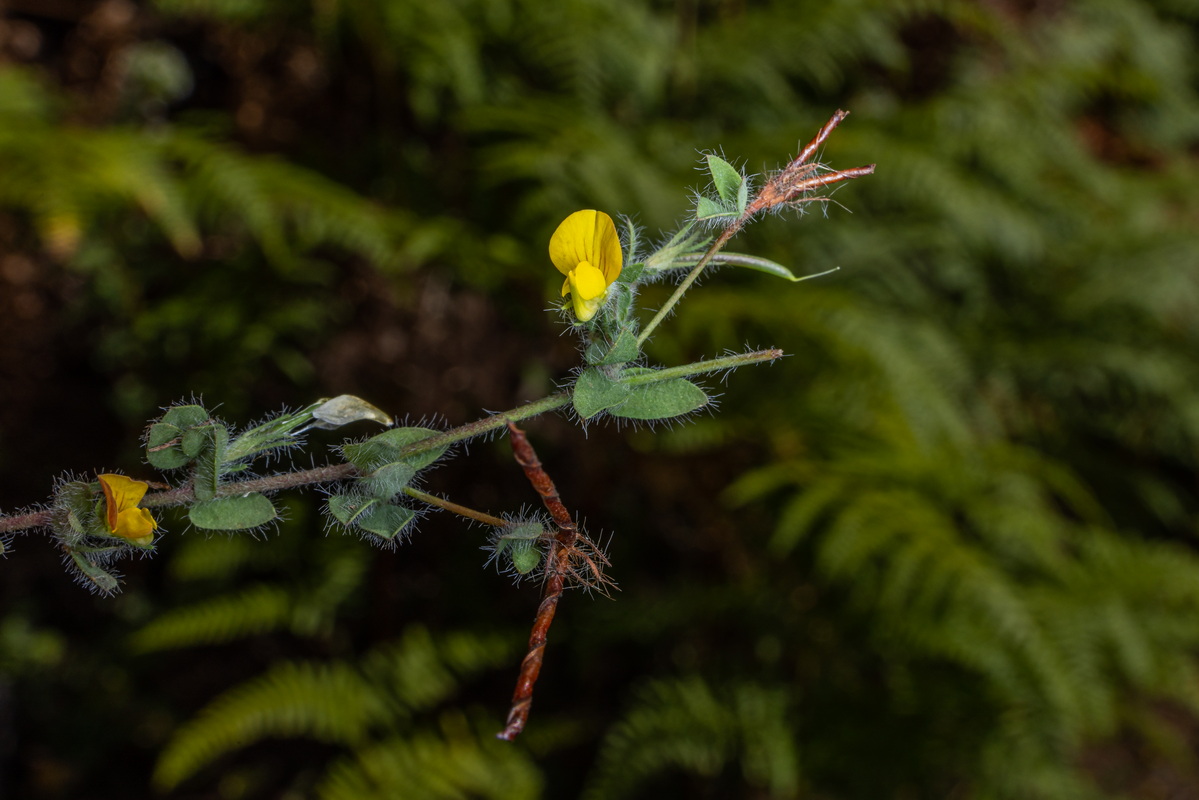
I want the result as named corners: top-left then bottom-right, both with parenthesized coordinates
top-left (497, 559), bottom-right (566, 741)
top-left (497, 421), bottom-right (578, 741)
top-left (0, 509), bottom-right (52, 535)
top-left (745, 110), bottom-right (876, 217)
top-left (795, 108), bottom-right (850, 169)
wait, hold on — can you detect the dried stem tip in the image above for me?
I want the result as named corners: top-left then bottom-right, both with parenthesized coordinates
top-left (746, 109), bottom-right (876, 216)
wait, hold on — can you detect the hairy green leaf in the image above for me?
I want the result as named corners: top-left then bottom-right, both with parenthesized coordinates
top-left (706, 154), bottom-right (743, 204)
top-left (695, 195), bottom-right (736, 222)
top-left (342, 427), bottom-right (447, 474)
top-left (573, 367), bottom-right (630, 419)
top-left (611, 373), bottom-right (708, 421)
top-left (189, 493), bottom-right (277, 531)
top-left (356, 504), bottom-right (416, 540)
top-left (585, 329), bottom-right (640, 366)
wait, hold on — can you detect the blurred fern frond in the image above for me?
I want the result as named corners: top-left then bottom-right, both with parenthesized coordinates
top-left (131, 533), bottom-right (371, 651)
top-left (152, 624), bottom-right (516, 791)
top-left (316, 724), bottom-right (543, 800)
top-left (583, 676), bottom-right (800, 800)
top-left (0, 65), bottom-right (408, 267)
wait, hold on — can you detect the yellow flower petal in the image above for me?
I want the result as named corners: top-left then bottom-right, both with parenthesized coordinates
top-left (549, 210), bottom-right (623, 286)
top-left (568, 262), bottom-right (609, 322)
top-left (115, 508), bottom-right (157, 545)
top-left (569, 262), bottom-right (608, 300)
top-left (98, 473), bottom-right (158, 543)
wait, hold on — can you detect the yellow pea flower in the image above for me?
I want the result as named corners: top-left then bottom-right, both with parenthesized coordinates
top-left (549, 210), bottom-right (623, 322)
top-left (97, 473), bottom-right (157, 546)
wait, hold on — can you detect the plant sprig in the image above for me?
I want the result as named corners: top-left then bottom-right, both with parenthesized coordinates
top-left (0, 110), bottom-right (873, 736)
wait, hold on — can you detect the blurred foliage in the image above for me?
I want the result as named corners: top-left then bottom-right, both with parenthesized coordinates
top-left (3, 0), bottom-right (1199, 798)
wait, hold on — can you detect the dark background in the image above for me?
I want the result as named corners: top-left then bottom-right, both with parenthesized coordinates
top-left (2, 0), bottom-right (1199, 797)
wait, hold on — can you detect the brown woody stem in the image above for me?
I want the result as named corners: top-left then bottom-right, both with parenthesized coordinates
top-left (497, 421), bottom-right (579, 740)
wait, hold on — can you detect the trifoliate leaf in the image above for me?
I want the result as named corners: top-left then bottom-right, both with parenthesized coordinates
top-left (146, 405), bottom-right (211, 469)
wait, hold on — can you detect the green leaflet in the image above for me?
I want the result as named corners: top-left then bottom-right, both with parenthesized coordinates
top-left (189, 493), bottom-right (277, 531)
top-left (699, 152), bottom-right (748, 218)
top-left (573, 367), bottom-right (630, 419)
top-left (585, 329), bottom-right (640, 366)
top-left (326, 494), bottom-right (416, 541)
top-left (327, 494), bottom-right (378, 526)
top-left (611, 368), bottom-right (708, 421)
top-left (508, 540), bottom-right (543, 574)
top-left (618, 259), bottom-right (646, 285)
top-left (67, 549), bottom-right (119, 594)
top-left (162, 405), bottom-right (209, 429)
top-left (493, 522), bottom-right (546, 575)
top-left (342, 427), bottom-right (447, 474)
top-left (180, 426), bottom-right (210, 458)
top-left (360, 462), bottom-right (417, 500)
top-left (706, 154), bottom-right (744, 206)
top-left (146, 424), bottom-right (192, 469)
top-left (696, 195), bottom-right (737, 222)
top-left (337, 428), bottom-right (445, 524)
top-left (192, 424), bottom-right (230, 502)
top-left (714, 254), bottom-right (839, 283)
top-left (357, 504), bottom-right (417, 540)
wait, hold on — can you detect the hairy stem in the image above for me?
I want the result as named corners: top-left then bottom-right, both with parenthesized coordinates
top-left (0, 392), bottom-right (572, 534)
top-left (403, 487), bottom-right (507, 528)
top-left (622, 348), bottom-right (784, 384)
top-left (636, 227), bottom-right (737, 348)
top-left (0, 349), bottom-right (781, 536)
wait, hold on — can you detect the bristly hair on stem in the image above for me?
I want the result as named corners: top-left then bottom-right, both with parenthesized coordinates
top-left (739, 109), bottom-right (875, 235)
top-left (636, 112), bottom-right (874, 347)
